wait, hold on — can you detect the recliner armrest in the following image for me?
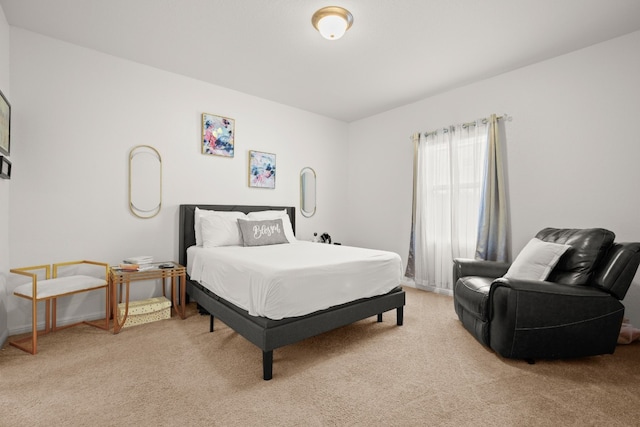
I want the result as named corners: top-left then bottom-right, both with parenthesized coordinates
top-left (491, 277), bottom-right (610, 298)
top-left (489, 277), bottom-right (618, 322)
top-left (453, 258), bottom-right (511, 283)
top-left (488, 277), bottom-right (624, 359)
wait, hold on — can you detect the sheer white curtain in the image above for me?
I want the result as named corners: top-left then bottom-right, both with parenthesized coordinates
top-left (413, 120), bottom-right (488, 294)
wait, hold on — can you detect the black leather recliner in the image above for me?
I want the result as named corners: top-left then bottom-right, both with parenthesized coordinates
top-left (453, 228), bottom-right (640, 360)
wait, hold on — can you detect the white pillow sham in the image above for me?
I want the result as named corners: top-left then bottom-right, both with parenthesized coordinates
top-left (246, 209), bottom-right (296, 242)
top-left (200, 213), bottom-right (245, 247)
top-left (194, 207), bottom-right (246, 247)
top-left (503, 237), bottom-right (571, 281)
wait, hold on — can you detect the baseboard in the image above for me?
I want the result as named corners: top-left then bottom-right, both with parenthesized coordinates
top-left (413, 282), bottom-right (453, 297)
top-left (8, 310), bottom-right (108, 336)
top-left (401, 278), bottom-right (416, 288)
top-left (402, 277), bottom-right (454, 296)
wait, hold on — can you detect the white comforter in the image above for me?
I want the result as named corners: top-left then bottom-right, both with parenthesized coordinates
top-left (188, 241), bottom-right (402, 320)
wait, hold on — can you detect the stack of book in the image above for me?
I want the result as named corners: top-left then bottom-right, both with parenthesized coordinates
top-left (120, 256), bottom-right (154, 271)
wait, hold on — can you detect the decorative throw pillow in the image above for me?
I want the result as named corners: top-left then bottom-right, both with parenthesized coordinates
top-left (194, 208), bottom-right (246, 247)
top-left (237, 218), bottom-right (289, 247)
top-left (503, 238), bottom-right (571, 281)
top-left (200, 213), bottom-right (244, 247)
top-left (247, 209), bottom-right (296, 242)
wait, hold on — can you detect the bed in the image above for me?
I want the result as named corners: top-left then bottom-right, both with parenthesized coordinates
top-left (179, 204), bottom-right (406, 380)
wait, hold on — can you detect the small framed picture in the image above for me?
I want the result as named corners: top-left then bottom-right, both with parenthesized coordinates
top-left (0, 156), bottom-right (11, 179)
top-left (0, 88), bottom-right (10, 157)
top-left (202, 113), bottom-right (235, 157)
top-left (248, 151), bottom-right (276, 189)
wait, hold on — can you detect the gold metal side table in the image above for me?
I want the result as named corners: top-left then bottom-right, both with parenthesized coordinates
top-left (109, 262), bottom-right (186, 334)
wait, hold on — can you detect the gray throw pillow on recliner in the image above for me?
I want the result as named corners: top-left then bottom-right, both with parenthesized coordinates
top-left (503, 238), bottom-right (571, 281)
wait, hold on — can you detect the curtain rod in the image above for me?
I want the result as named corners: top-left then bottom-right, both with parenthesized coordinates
top-left (420, 113), bottom-right (512, 138)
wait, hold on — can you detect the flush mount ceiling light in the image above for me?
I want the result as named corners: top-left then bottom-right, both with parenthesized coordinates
top-left (311, 6), bottom-right (354, 40)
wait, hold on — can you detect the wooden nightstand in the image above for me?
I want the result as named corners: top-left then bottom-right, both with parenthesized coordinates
top-left (109, 262), bottom-right (186, 334)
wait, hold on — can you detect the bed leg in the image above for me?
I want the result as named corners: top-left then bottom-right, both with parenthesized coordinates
top-left (377, 313), bottom-right (383, 322)
top-left (397, 306), bottom-right (404, 326)
top-left (263, 350), bottom-right (273, 381)
top-left (209, 315), bottom-right (214, 332)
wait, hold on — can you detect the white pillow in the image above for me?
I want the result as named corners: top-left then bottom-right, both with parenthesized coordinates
top-left (194, 207), bottom-right (246, 247)
top-left (503, 238), bottom-right (571, 281)
top-left (246, 209), bottom-right (296, 242)
top-left (200, 214), bottom-right (245, 247)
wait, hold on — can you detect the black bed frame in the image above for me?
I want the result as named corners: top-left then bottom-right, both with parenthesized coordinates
top-left (179, 204), bottom-right (406, 380)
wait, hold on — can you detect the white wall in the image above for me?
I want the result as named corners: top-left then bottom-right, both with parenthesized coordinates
top-left (347, 31), bottom-right (640, 325)
top-left (7, 28), bottom-right (349, 334)
top-left (0, 5), bottom-right (10, 344)
top-left (5, 20), bottom-right (640, 336)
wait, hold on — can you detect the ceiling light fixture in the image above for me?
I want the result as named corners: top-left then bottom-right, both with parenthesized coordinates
top-left (311, 6), bottom-right (353, 40)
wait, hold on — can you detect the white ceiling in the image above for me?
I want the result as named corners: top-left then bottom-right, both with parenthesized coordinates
top-left (2, 0), bottom-right (640, 122)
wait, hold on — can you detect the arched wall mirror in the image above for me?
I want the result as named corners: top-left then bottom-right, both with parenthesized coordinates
top-left (129, 145), bottom-right (162, 219)
top-left (300, 167), bottom-right (316, 218)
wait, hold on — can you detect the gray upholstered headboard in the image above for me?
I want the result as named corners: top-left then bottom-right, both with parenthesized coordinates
top-left (178, 204), bottom-right (296, 267)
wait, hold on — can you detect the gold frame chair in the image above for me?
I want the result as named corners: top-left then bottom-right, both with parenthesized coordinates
top-left (10, 260), bottom-right (110, 354)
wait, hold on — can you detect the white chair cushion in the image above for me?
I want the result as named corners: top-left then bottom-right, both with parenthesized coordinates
top-left (14, 275), bottom-right (107, 299)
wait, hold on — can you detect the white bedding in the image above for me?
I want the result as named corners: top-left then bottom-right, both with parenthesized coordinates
top-left (187, 241), bottom-right (402, 320)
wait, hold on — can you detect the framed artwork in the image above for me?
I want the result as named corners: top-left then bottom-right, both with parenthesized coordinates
top-left (0, 88), bottom-right (10, 156)
top-left (248, 150), bottom-right (276, 189)
top-left (0, 156), bottom-right (11, 179)
top-left (202, 113), bottom-right (235, 157)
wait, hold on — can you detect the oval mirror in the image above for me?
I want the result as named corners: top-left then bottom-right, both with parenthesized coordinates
top-left (300, 167), bottom-right (316, 218)
top-left (129, 145), bottom-right (162, 219)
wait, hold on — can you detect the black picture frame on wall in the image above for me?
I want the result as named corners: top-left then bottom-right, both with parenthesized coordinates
top-left (0, 88), bottom-right (10, 156)
top-left (0, 156), bottom-right (11, 179)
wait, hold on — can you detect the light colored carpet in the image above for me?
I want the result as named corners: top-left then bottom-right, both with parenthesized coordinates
top-left (1, 287), bottom-right (640, 426)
